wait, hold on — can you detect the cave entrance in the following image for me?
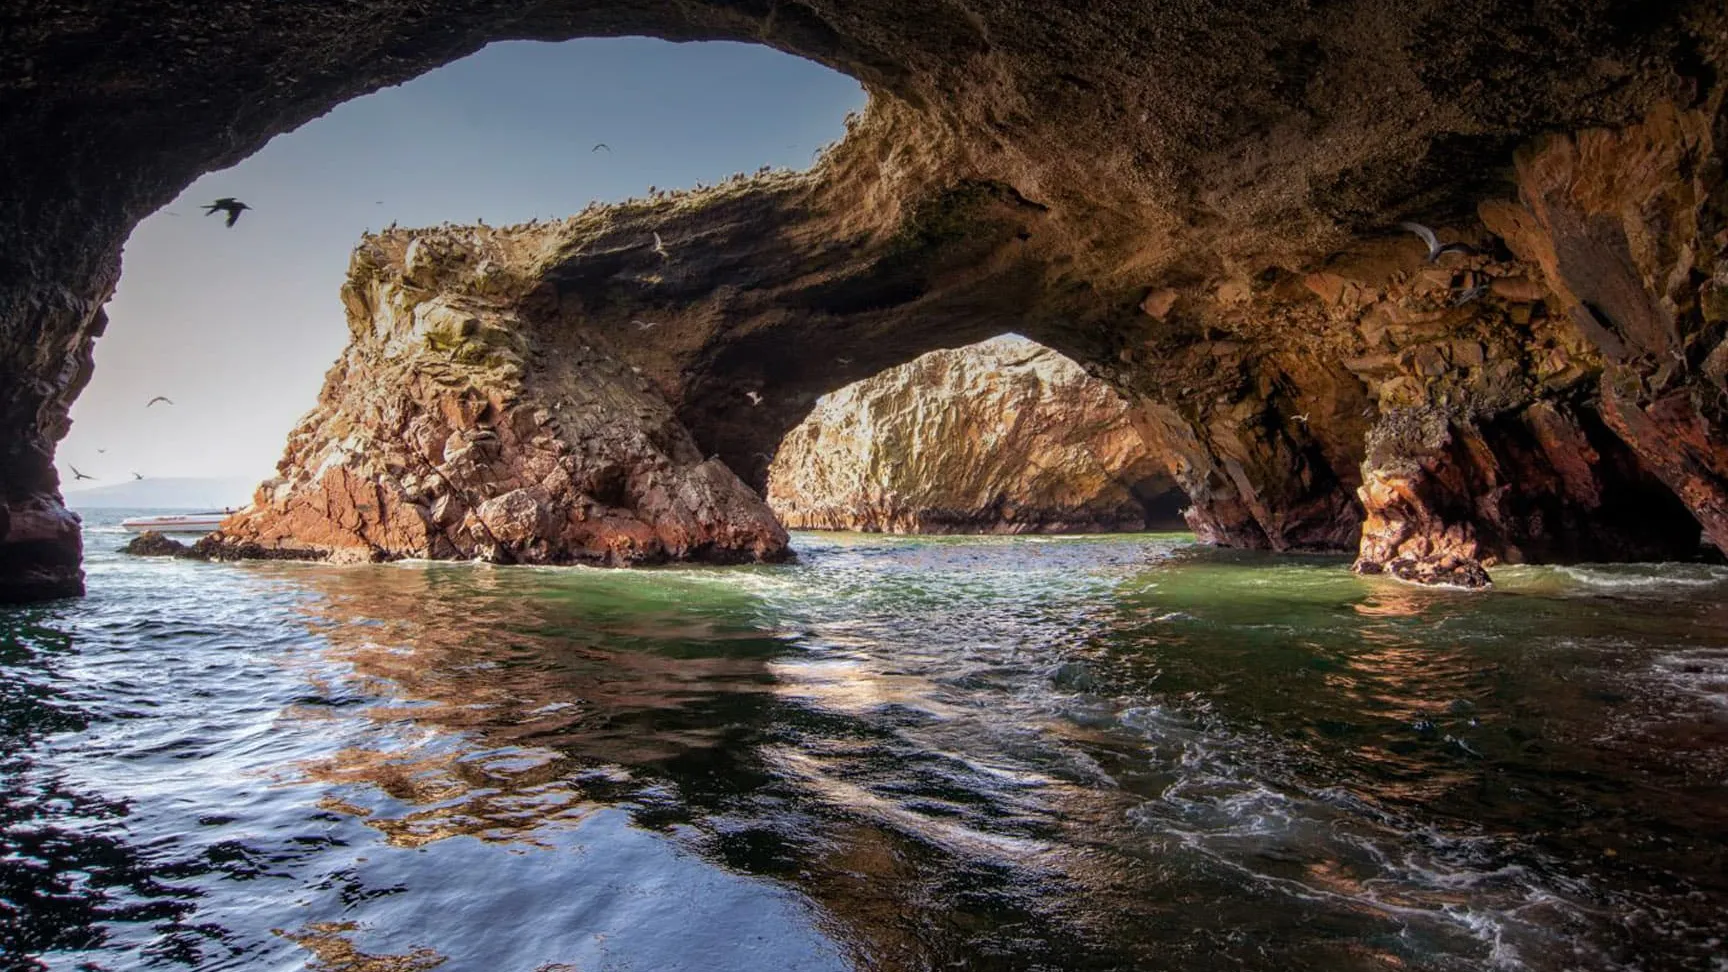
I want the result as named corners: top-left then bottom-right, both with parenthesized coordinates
top-left (56, 38), bottom-right (864, 509)
top-left (762, 335), bottom-right (1189, 535)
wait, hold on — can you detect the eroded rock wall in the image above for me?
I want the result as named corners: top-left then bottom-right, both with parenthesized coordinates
top-left (765, 337), bottom-right (1181, 533)
top-left (211, 225), bottom-right (788, 566)
top-left (1489, 102), bottom-right (1728, 554)
top-left (5, 1), bottom-right (1728, 596)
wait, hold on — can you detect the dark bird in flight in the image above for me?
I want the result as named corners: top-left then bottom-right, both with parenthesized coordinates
top-left (592, 143), bottom-right (611, 153)
top-left (146, 396), bottom-right (174, 407)
top-left (1400, 222), bottom-right (1474, 263)
top-left (132, 472), bottom-right (145, 481)
top-left (204, 197), bottom-right (251, 227)
top-left (69, 465), bottom-right (95, 481)
top-left (96, 448), bottom-right (107, 454)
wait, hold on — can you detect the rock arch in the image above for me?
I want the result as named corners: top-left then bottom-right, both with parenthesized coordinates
top-left (5, 1), bottom-right (1727, 598)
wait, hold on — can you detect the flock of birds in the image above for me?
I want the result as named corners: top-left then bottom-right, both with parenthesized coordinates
top-left (66, 395), bottom-right (174, 483)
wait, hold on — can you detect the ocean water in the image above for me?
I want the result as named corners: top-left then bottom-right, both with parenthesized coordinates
top-left (3, 510), bottom-right (1726, 971)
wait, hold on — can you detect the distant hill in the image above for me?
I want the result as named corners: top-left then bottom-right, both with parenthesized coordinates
top-left (64, 476), bottom-right (260, 510)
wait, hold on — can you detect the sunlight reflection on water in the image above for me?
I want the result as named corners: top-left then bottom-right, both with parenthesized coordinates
top-left (3, 517), bottom-right (1726, 970)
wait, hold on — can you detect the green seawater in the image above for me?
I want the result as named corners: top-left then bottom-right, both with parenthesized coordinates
top-left (2, 515), bottom-right (1725, 970)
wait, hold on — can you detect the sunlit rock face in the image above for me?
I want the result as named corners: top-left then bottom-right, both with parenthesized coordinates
top-left (5, 0), bottom-right (1728, 596)
top-left (210, 226), bottom-right (788, 566)
top-left (766, 336), bottom-right (1182, 533)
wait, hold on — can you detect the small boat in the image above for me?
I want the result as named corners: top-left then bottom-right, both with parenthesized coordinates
top-left (120, 509), bottom-right (237, 534)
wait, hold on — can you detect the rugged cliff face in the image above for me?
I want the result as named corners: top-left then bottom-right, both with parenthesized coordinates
top-left (5, 0), bottom-right (1728, 598)
top-left (210, 225), bottom-right (788, 566)
top-left (766, 336), bottom-right (1181, 533)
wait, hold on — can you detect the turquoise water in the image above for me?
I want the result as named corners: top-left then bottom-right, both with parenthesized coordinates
top-left (3, 511), bottom-right (1726, 970)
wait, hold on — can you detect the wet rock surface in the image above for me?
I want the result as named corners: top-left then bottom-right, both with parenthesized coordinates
top-left (4, 1), bottom-right (1728, 593)
top-left (766, 337), bottom-right (1183, 533)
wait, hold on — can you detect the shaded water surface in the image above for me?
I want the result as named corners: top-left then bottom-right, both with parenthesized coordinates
top-left (3, 513), bottom-right (1726, 970)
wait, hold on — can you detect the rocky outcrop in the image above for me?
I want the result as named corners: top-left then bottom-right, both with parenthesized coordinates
top-left (0, 498), bottom-right (84, 601)
top-left (1353, 402), bottom-right (1700, 587)
top-left (4, 1), bottom-right (1728, 596)
top-left (119, 530), bottom-right (188, 557)
top-left (209, 227), bottom-right (788, 566)
top-left (766, 337), bottom-right (1182, 533)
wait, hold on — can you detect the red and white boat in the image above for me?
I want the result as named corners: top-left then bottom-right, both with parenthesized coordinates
top-left (120, 510), bottom-right (236, 534)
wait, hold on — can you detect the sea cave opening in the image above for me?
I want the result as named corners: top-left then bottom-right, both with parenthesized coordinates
top-left (57, 37), bottom-right (866, 512)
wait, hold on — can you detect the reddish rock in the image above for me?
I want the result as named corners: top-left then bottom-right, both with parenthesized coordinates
top-left (1485, 102), bottom-right (1728, 555)
top-left (211, 229), bottom-right (789, 567)
top-left (1352, 402), bottom-right (1701, 585)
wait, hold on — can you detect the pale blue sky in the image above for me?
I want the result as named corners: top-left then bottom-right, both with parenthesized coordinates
top-left (62, 38), bottom-right (864, 489)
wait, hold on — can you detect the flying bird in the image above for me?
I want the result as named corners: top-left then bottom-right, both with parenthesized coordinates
top-left (1399, 222), bottom-right (1473, 263)
top-left (1294, 412), bottom-right (1310, 424)
top-left (131, 472), bottom-right (144, 481)
top-left (652, 232), bottom-right (669, 259)
top-left (69, 465), bottom-right (95, 481)
top-left (633, 320), bottom-right (661, 331)
top-left (146, 396), bottom-right (174, 407)
top-left (745, 391), bottom-right (764, 406)
top-left (592, 143), bottom-right (611, 153)
top-left (203, 197), bottom-right (251, 227)
top-left (96, 448), bottom-right (106, 454)
top-left (836, 357), bottom-right (854, 365)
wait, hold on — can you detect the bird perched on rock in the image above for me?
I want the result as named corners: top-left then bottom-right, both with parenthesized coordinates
top-left (745, 391), bottom-right (764, 406)
top-left (203, 197), bottom-right (250, 227)
top-left (1400, 222), bottom-right (1473, 263)
top-left (69, 465), bottom-right (95, 481)
top-left (146, 396), bottom-right (173, 407)
top-left (652, 232), bottom-right (670, 259)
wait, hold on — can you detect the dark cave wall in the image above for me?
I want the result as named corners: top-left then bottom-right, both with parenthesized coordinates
top-left (3, 0), bottom-right (1727, 598)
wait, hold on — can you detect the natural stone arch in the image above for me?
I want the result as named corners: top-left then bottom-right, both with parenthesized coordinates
top-left (5, 0), bottom-right (1728, 599)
